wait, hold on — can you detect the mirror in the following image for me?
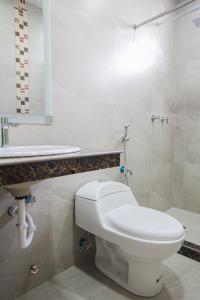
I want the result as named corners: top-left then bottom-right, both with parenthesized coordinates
top-left (0, 0), bottom-right (52, 124)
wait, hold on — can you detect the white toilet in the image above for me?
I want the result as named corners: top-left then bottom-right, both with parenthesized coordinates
top-left (75, 180), bottom-right (185, 297)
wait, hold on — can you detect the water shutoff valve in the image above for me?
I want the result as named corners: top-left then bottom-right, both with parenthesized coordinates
top-left (25, 194), bottom-right (36, 205)
top-left (79, 237), bottom-right (93, 250)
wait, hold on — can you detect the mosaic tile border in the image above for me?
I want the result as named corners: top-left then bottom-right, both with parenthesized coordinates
top-left (14, 0), bottom-right (30, 114)
top-left (179, 241), bottom-right (200, 262)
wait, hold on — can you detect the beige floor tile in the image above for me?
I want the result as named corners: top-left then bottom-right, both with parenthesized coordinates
top-left (16, 254), bottom-right (200, 300)
top-left (166, 207), bottom-right (200, 244)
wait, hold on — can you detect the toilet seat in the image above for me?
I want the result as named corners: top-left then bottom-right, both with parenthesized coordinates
top-left (106, 205), bottom-right (184, 242)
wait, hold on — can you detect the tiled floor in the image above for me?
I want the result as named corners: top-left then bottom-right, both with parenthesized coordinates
top-left (167, 207), bottom-right (200, 245)
top-left (16, 254), bottom-right (200, 300)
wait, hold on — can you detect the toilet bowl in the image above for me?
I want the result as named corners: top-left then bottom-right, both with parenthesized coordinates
top-left (75, 180), bottom-right (185, 297)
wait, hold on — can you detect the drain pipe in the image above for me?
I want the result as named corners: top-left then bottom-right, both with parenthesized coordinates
top-left (8, 196), bottom-right (36, 249)
top-left (17, 197), bottom-right (36, 249)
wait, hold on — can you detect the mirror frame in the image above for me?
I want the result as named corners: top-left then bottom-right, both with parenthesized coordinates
top-left (1, 0), bottom-right (52, 125)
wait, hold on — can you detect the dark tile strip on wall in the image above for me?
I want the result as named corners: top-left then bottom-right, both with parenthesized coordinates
top-left (0, 153), bottom-right (120, 186)
top-left (178, 241), bottom-right (200, 262)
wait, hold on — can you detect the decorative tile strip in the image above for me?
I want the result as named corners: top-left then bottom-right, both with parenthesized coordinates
top-left (178, 240), bottom-right (200, 262)
top-left (14, 0), bottom-right (29, 114)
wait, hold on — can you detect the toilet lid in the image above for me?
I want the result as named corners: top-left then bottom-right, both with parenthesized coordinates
top-left (106, 205), bottom-right (184, 242)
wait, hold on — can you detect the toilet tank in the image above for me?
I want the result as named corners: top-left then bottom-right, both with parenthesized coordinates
top-left (75, 180), bottom-right (138, 235)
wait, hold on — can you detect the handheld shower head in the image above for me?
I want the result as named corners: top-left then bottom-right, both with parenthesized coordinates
top-left (121, 124), bottom-right (130, 143)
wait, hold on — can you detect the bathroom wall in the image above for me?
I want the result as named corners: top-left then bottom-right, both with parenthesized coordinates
top-left (11, 0), bottom-right (176, 209)
top-left (0, 168), bottom-right (118, 300)
top-left (0, 1), bottom-right (176, 299)
top-left (173, 1), bottom-right (200, 213)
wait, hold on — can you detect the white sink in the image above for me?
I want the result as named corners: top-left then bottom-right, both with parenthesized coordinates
top-left (0, 145), bottom-right (81, 158)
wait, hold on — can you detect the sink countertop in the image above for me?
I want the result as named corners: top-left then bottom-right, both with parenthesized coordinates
top-left (0, 149), bottom-right (122, 186)
top-left (0, 148), bottom-right (122, 166)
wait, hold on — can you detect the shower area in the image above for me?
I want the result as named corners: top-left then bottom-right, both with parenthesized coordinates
top-left (171, 0), bottom-right (200, 248)
top-left (133, 0), bottom-right (200, 249)
top-left (173, 0), bottom-right (200, 213)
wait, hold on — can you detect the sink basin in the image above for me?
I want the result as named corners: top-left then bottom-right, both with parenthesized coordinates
top-left (0, 145), bottom-right (81, 158)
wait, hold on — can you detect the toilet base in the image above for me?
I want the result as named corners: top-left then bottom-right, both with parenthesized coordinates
top-left (127, 258), bottom-right (164, 297)
top-left (95, 237), bottom-right (164, 298)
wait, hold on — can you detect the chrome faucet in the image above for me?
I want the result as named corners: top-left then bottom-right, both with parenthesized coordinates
top-left (151, 115), bottom-right (160, 123)
top-left (0, 117), bottom-right (17, 147)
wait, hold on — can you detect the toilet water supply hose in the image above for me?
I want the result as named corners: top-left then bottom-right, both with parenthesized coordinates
top-left (16, 197), bottom-right (36, 249)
